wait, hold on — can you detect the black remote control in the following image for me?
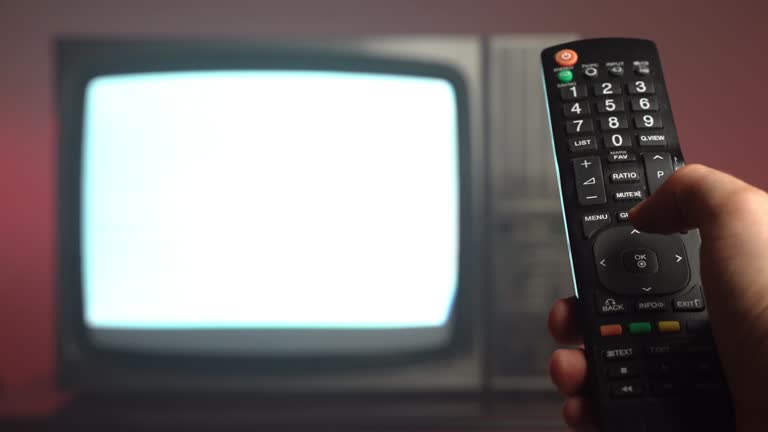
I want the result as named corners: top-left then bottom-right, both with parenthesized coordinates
top-left (541, 39), bottom-right (734, 431)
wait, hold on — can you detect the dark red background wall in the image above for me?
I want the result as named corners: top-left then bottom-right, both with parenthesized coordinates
top-left (1, 0), bottom-right (767, 416)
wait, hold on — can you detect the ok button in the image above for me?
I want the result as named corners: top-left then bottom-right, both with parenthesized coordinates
top-left (621, 248), bottom-right (659, 274)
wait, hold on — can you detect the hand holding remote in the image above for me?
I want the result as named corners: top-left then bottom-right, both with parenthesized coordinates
top-left (549, 164), bottom-right (768, 431)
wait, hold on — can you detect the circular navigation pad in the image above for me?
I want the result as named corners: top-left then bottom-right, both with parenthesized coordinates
top-left (593, 226), bottom-right (690, 296)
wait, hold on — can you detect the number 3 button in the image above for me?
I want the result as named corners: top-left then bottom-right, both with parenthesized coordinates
top-left (628, 80), bottom-right (655, 95)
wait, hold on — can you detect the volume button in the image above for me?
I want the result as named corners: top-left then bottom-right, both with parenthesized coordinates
top-left (572, 157), bottom-right (606, 205)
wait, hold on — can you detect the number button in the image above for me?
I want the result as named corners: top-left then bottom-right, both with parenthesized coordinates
top-left (634, 113), bottom-right (663, 129)
top-left (628, 79), bottom-right (655, 95)
top-left (563, 101), bottom-right (591, 118)
top-left (603, 133), bottom-right (632, 149)
top-left (566, 119), bottom-right (594, 134)
top-left (600, 115), bottom-right (628, 131)
top-left (560, 85), bottom-right (588, 101)
top-left (594, 82), bottom-right (622, 96)
top-left (596, 98), bottom-right (625, 113)
top-left (631, 96), bottom-right (658, 111)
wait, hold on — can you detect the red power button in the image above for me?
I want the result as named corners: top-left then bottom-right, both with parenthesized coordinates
top-left (555, 49), bottom-right (578, 67)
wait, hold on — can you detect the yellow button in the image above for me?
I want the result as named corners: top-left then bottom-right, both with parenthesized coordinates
top-left (555, 49), bottom-right (578, 67)
top-left (658, 321), bottom-right (681, 333)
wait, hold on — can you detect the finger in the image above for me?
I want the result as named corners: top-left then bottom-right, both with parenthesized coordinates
top-left (549, 348), bottom-right (588, 396)
top-left (562, 395), bottom-right (594, 428)
top-left (548, 296), bottom-right (583, 345)
top-left (629, 164), bottom-right (755, 234)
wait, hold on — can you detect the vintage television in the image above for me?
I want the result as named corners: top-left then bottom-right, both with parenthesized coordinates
top-left (56, 36), bottom-right (577, 427)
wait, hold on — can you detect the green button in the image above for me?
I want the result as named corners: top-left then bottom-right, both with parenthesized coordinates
top-left (629, 322), bottom-right (652, 334)
top-left (557, 69), bottom-right (574, 83)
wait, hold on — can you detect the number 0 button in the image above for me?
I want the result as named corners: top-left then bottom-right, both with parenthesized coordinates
top-left (603, 133), bottom-right (632, 149)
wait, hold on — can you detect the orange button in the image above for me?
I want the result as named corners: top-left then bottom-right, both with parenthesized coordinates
top-left (600, 324), bottom-right (623, 337)
top-left (555, 49), bottom-right (579, 67)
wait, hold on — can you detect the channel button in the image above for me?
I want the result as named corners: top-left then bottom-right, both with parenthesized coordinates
top-left (644, 153), bottom-right (674, 194)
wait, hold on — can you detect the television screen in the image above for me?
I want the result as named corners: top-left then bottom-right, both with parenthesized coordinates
top-left (79, 70), bottom-right (461, 355)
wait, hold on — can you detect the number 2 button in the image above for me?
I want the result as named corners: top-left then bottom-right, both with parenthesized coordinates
top-left (594, 82), bottom-right (622, 96)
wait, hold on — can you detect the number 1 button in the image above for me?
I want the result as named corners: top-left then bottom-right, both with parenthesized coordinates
top-left (560, 85), bottom-right (588, 101)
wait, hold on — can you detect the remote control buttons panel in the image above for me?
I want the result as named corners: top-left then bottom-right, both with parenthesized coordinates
top-left (543, 40), bottom-right (732, 431)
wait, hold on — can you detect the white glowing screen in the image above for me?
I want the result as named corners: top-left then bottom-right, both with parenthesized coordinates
top-left (82, 71), bottom-right (460, 331)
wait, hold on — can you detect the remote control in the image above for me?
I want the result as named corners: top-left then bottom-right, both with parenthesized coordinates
top-left (541, 39), bottom-right (734, 431)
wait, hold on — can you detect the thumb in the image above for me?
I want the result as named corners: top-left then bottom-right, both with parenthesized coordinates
top-left (628, 164), bottom-right (755, 235)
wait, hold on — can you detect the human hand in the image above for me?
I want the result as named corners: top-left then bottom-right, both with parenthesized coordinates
top-left (547, 164), bottom-right (768, 431)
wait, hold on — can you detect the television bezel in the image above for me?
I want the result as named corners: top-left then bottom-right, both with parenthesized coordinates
top-left (56, 39), bottom-right (475, 387)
